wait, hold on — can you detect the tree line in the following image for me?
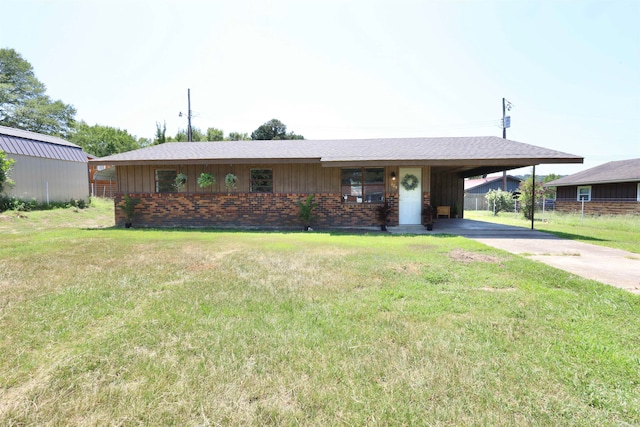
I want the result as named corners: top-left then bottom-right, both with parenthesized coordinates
top-left (0, 48), bottom-right (303, 158)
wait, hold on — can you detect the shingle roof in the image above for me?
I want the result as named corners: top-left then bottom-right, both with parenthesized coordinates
top-left (545, 158), bottom-right (640, 186)
top-left (92, 136), bottom-right (583, 167)
top-left (0, 125), bottom-right (86, 163)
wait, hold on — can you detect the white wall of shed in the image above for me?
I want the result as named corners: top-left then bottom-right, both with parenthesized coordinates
top-left (5, 154), bottom-right (89, 203)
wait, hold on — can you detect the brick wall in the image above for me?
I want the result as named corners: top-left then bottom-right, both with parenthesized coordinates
top-left (556, 201), bottom-right (640, 215)
top-left (114, 192), bottom-right (409, 229)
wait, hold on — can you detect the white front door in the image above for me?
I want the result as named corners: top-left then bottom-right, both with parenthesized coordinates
top-left (398, 167), bottom-right (422, 225)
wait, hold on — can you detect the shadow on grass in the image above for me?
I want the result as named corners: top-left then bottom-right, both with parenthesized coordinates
top-left (542, 230), bottom-right (609, 243)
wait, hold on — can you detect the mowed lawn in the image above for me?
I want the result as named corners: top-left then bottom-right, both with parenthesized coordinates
top-left (1, 200), bottom-right (638, 426)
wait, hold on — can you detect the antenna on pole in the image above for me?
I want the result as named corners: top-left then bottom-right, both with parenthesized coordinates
top-left (179, 88), bottom-right (193, 142)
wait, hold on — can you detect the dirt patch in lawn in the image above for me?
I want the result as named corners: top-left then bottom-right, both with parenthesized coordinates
top-left (448, 248), bottom-right (502, 264)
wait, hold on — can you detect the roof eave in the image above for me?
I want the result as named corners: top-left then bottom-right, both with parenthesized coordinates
top-left (321, 156), bottom-right (583, 167)
top-left (89, 157), bottom-right (322, 166)
top-left (546, 178), bottom-right (640, 187)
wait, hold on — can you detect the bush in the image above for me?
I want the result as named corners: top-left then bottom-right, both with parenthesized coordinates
top-left (0, 195), bottom-right (20, 212)
top-left (485, 189), bottom-right (515, 216)
top-left (0, 196), bottom-right (90, 213)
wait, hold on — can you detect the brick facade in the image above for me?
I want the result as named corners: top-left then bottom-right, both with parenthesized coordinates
top-left (114, 192), bottom-right (429, 229)
top-left (555, 201), bottom-right (640, 216)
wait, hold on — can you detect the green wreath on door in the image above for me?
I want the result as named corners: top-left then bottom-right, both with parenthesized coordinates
top-left (401, 174), bottom-right (419, 191)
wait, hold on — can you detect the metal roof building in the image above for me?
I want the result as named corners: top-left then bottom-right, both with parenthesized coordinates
top-left (0, 125), bottom-right (89, 203)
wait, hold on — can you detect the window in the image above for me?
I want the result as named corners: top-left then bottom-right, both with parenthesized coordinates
top-left (637, 183), bottom-right (640, 202)
top-left (155, 169), bottom-right (177, 193)
top-left (577, 186), bottom-right (591, 202)
top-left (250, 169), bottom-right (273, 193)
top-left (341, 168), bottom-right (385, 203)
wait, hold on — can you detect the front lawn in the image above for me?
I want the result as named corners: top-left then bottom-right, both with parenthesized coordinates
top-left (1, 201), bottom-right (638, 425)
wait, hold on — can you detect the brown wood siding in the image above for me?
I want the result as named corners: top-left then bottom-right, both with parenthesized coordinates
top-left (556, 186), bottom-right (574, 200)
top-left (115, 164), bottom-right (430, 204)
top-left (430, 171), bottom-right (463, 216)
top-left (593, 182), bottom-right (637, 200)
top-left (557, 182), bottom-right (638, 202)
top-left (117, 163), bottom-right (345, 194)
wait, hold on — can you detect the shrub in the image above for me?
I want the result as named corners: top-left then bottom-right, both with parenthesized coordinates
top-left (0, 196), bottom-right (90, 213)
top-left (518, 177), bottom-right (545, 220)
top-left (297, 194), bottom-right (318, 229)
top-left (485, 189), bottom-right (515, 216)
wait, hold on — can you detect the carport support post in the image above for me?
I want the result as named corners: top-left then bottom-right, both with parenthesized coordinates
top-left (531, 165), bottom-right (535, 230)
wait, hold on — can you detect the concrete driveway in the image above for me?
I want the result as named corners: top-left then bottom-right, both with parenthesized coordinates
top-left (389, 219), bottom-right (640, 295)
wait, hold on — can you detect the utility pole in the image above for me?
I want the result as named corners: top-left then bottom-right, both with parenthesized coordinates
top-left (187, 88), bottom-right (192, 142)
top-left (179, 88), bottom-right (193, 142)
top-left (501, 98), bottom-right (512, 190)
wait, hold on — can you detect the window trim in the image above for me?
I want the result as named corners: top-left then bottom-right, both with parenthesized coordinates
top-left (577, 185), bottom-right (591, 202)
top-left (155, 169), bottom-right (177, 193)
top-left (250, 168), bottom-right (273, 193)
top-left (637, 183), bottom-right (640, 202)
top-left (341, 167), bottom-right (385, 204)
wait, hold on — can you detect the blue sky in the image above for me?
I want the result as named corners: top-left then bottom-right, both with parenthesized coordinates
top-left (2, 0), bottom-right (638, 175)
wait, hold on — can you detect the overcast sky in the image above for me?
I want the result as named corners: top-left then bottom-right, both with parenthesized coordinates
top-left (2, 0), bottom-right (638, 175)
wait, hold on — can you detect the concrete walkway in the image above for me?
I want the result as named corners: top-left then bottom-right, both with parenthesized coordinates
top-left (388, 219), bottom-right (640, 295)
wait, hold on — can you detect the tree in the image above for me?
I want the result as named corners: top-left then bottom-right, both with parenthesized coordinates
top-left (517, 177), bottom-right (545, 220)
top-left (173, 129), bottom-right (188, 142)
top-left (173, 127), bottom-right (207, 142)
top-left (191, 127), bottom-right (206, 142)
top-left (542, 173), bottom-right (562, 200)
top-left (251, 118), bottom-right (304, 140)
top-left (0, 48), bottom-right (76, 137)
top-left (485, 189), bottom-right (515, 216)
top-left (155, 121), bottom-right (167, 144)
top-left (68, 121), bottom-right (140, 157)
top-left (0, 150), bottom-right (15, 193)
top-left (206, 127), bottom-right (224, 141)
top-left (227, 131), bottom-right (250, 141)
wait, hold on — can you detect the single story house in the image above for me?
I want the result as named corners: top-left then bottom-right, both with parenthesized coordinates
top-left (545, 158), bottom-right (640, 215)
top-left (90, 136), bottom-right (583, 228)
top-left (464, 174), bottom-right (522, 194)
top-left (464, 174), bottom-right (522, 211)
top-left (0, 125), bottom-right (89, 203)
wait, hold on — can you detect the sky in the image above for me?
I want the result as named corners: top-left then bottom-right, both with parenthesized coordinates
top-left (2, 0), bottom-right (639, 175)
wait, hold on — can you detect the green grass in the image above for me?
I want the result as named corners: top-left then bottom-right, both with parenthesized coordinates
top-left (466, 210), bottom-right (640, 254)
top-left (1, 200), bottom-right (639, 426)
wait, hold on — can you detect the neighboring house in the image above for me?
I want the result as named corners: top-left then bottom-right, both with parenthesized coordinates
top-left (464, 174), bottom-right (522, 211)
top-left (90, 136), bottom-right (582, 228)
top-left (464, 174), bottom-right (522, 194)
top-left (87, 155), bottom-right (116, 198)
top-left (0, 125), bottom-right (89, 203)
top-left (545, 158), bottom-right (640, 215)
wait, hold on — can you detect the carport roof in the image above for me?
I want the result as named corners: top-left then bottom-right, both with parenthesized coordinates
top-left (91, 136), bottom-right (583, 177)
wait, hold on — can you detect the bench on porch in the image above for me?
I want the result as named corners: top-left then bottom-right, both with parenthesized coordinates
top-left (436, 206), bottom-right (451, 219)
